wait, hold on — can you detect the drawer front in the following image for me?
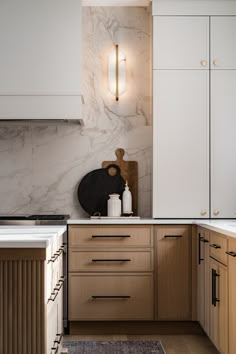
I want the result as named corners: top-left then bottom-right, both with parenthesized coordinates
top-left (210, 232), bottom-right (228, 265)
top-left (69, 250), bottom-right (153, 272)
top-left (69, 225), bottom-right (153, 248)
top-left (69, 273), bottom-right (153, 320)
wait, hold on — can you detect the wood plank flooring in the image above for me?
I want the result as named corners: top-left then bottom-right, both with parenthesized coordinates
top-left (64, 333), bottom-right (219, 354)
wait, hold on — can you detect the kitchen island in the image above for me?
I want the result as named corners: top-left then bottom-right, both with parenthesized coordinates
top-left (0, 226), bottom-right (66, 354)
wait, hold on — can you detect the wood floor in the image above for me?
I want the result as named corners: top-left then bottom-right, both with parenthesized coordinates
top-left (64, 334), bottom-right (219, 354)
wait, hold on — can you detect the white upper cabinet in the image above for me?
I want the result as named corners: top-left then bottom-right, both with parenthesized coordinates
top-left (153, 16), bottom-right (209, 69)
top-left (0, 0), bottom-right (82, 120)
top-left (211, 71), bottom-right (236, 218)
top-left (211, 17), bottom-right (236, 69)
top-left (153, 70), bottom-right (209, 218)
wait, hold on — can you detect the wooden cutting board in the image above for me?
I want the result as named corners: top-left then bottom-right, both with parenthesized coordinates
top-left (102, 148), bottom-right (138, 216)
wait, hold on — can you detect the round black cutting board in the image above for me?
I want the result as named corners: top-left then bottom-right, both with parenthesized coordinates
top-left (78, 164), bottom-right (125, 216)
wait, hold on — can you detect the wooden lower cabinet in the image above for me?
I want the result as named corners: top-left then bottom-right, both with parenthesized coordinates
top-left (69, 273), bottom-right (153, 320)
top-left (209, 257), bottom-right (228, 354)
top-left (68, 225), bottom-right (154, 322)
top-left (155, 225), bottom-right (192, 320)
top-left (197, 227), bottom-right (210, 334)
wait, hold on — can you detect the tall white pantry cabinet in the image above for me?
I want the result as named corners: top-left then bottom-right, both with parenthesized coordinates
top-left (152, 0), bottom-right (236, 219)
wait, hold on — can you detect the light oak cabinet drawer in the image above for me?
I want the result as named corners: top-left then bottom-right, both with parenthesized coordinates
top-left (69, 249), bottom-right (153, 272)
top-left (210, 232), bottom-right (228, 265)
top-left (69, 225), bottom-right (153, 248)
top-left (69, 273), bottom-right (153, 320)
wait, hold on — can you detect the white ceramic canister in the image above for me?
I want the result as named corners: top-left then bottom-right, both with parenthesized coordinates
top-left (122, 181), bottom-right (132, 214)
top-left (107, 194), bottom-right (121, 217)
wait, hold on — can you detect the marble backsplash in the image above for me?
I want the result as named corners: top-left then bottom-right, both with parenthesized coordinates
top-left (0, 7), bottom-right (152, 218)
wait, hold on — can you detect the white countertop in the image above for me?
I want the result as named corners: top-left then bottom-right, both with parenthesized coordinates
top-left (0, 225), bottom-right (66, 248)
top-left (198, 220), bottom-right (236, 238)
top-left (68, 218), bottom-right (236, 238)
top-left (68, 218), bottom-right (195, 225)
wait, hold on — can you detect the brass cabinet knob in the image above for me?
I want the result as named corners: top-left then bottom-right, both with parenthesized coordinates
top-left (214, 210), bottom-right (220, 216)
top-left (201, 60), bottom-right (207, 67)
top-left (213, 60), bottom-right (219, 66)
top-left (201, 210), bottom-right (207, 216)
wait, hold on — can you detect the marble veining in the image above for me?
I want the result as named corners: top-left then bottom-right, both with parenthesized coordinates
top-left (0, 7), bottom-right (152, 218)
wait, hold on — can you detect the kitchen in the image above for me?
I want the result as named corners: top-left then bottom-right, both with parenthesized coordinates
top-left (0, 0), bottom-right (235, 353)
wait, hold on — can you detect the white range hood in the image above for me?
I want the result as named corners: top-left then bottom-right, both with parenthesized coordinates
top-left (0, 0), bottom-right (83, 124)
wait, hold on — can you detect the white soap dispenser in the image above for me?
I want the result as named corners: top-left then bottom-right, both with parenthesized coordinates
top-left (122, 181), bottom-right (132, 215)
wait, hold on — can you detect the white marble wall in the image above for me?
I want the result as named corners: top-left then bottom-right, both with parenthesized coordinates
top-left (0, 7), bottom-right (152, 218)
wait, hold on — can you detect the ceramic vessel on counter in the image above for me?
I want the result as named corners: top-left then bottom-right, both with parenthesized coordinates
top-left (107, 194), bottom-right (121, 217)
top-left (122, 181), bottom-right (132, 214)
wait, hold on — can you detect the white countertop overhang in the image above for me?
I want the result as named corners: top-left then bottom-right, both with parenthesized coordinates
top-left (0, 225), bottom-right (66, 248)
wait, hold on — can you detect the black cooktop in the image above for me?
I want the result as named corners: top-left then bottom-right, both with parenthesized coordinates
top-left (0, 214), bottom-right (70, 221)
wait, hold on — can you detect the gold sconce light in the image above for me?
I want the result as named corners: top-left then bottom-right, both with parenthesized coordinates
top-left (108, 44), bottom-right (126, 101)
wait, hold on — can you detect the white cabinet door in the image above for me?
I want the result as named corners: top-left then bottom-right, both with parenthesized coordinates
top-left (153, 16), bottom-right (209, 69)
top-left (153, 70), bottom-right (209, 218)
top-left (211, 16), bottom-right (236, 70)
top-left (211, 71), bottom-right (236, 218)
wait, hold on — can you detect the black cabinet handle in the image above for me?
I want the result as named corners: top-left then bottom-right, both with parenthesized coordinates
top-left (51, 346), bottom-right (59, 354)
top-left (47, 255), bottom-right (57, 264)
top-left (48, 289), bottom-right (59, 303)
top-left (92, 235), bottom-right (130, 238)
top-left (203, 239), bottom-right (209, 243)
top-left (212, 269), bottom-right (220, 307)
top-left (164, 235), bottom-right (182, 238)
top-left (226, 251), bottom-right (236, 257)
top-left (92, 259), bottom-right (131, 262)
top-left (210, 244), bottom-right (221, 249)
top-left (198, 233), bottom-right (204, 264)
top-left (54, 333), bottom-right (63, 344)
top-left (91, 295), bottom-right (131, 299)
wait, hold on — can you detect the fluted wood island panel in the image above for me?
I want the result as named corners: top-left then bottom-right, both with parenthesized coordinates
top-left (0, 249), bottom-right (45, 354)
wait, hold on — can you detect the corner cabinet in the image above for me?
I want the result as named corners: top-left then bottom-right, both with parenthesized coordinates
top-left (0, 0), bottom-right (82, 120)
top-left (152, 3), bottom-right (236, 218)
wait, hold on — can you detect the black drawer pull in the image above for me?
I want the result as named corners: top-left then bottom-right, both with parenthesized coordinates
top-left (51, 344), bottom-right (59, 354)
top-left (47, 255), bottom-right (57, 264)
top-left (92, 295), bottom-right (131, 299)
top-left (203, 239), bottom-right (209, 243)
top-left (48, 290), bottom-right (58, 302)
top-left (92, 235), bottom-right (131, 238)
top-left (92, 259), bottom-right (131, 262)
top-left (198, 233), bottom-right (204, 265)
top-left (212, 269), bottom-right (220, 307)
top-left (226, 251), bottom-right (236, 257)
top-left (56, 277), bottom-right (65, 291)
top-left (54, 333), bottom-right (63, 344)
top-left (164, 235), bottom-right (182, 238)
top-left (210, 244), bottom-right (221, 249)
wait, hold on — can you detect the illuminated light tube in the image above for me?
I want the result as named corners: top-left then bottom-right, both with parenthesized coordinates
top-left (108, 44), bottom-right (126, 101)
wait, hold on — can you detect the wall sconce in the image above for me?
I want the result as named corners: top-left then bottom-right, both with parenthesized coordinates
top-left (108, 44), bottom-right (126, 101)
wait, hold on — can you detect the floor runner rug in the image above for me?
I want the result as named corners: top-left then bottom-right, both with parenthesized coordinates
top-left (63, 340), bottom-right (166, 354)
